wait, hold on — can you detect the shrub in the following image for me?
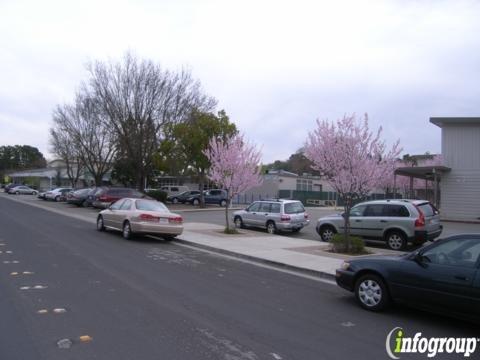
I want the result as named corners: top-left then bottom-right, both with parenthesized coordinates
top-left (145, 190), bottom-right (168, 203)
top-left (330, 233), bottom-right (366, 254)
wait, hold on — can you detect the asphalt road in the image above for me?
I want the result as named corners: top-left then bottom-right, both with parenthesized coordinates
top-left (0, 196), bottom-right (478, 360)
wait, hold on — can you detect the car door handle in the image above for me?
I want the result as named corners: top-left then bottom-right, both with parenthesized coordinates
top-left (354, 220), bottom-right (362, 222)
top-left (454, 275), bottom-right (468, 281)
top-left (264, 213), bottom-right (269, 216)
top-left (380, 220), bottom-right (388, 223)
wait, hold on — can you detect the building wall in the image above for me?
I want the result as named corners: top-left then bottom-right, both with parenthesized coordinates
top-left (440, 124), bottom-right (480, 221)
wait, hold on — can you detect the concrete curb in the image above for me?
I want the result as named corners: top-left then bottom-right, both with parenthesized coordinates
top-left (173, 237), bottom-right (336, 281)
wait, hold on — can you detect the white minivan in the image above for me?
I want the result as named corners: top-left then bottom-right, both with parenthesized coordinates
top-left (160, 186), bottom-right (190, 196)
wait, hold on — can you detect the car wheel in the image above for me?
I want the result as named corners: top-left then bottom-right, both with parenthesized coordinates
top-left (122, 221), bottom-right (132, 240)
top-left (193, 198), bottom-right (200, 206)
top-left (220, 199), bottom-right (227, 207)
top-left (96, 216), bottom-right (105, 231)
top-left (172, 198), bottom-right (179, 204)
top-left (234, 216), bottom-right (244, 228)
top-left (355, 274), bottom-right (390, 311)
top-left (82, 200), bottom-right (89, 207)
top-left (15, 191), bottom-right (19, 195)
top-left (55, 195), bottom-right (60, 202)
top-left (32, 191), bottom-right (38, 195)
top-left (319, 225), bottom-right (336, 242)
top-left (266, 221), bottom-right (276, 234)
top-left (386, 231), bottom-right (407, 251)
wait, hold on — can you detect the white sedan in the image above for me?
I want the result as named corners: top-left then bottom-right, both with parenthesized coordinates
top-left (8, 185), bottom-right (38, 195)
top-left (96, 198), bottom-right (183, 241)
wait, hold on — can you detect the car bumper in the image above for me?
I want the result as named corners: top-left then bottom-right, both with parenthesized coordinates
top-left (413, 226), bottom-right (443, 243)
top-left (92, 201), bottom-right (111, 209)
top-left (131, 222), bottom-right (183, 236)
top-left (276, 220), bottom-right (310, 231)
top-left (335, 269), bottom-right (355, 292)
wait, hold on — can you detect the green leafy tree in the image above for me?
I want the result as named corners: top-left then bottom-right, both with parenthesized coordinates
top-left (160, 109), bottom-right (237, 207)
top-left (0, 145), bottom-right (47, 182)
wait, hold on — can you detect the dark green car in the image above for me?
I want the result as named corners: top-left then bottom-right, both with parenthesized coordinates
top-left (336, 234), bottom-right (480, 322)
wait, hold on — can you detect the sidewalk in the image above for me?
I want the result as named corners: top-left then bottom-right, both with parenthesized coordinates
top-left (179, 222), bottom-right (343, 280)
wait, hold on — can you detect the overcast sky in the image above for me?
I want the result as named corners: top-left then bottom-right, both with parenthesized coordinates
top-left (1, 0), bottom-right (479, 163)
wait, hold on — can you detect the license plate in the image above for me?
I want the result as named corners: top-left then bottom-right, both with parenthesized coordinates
top-left (159, 218), bottom-right (168, 224)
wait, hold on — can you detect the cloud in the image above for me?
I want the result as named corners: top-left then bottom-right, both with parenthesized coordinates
top-left (1, 0), bottom-right (479, 162)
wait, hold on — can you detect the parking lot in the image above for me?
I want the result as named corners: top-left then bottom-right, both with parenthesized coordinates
top-left (3, 192), bottom-right (480, 251)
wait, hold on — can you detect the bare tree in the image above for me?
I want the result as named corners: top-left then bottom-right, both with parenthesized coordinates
top-left (49, 127), bottom-right (84, 188)
top-left (52, 94), bottom-right (117, 186)
top-left (84, 52), bottom-right (217, 190)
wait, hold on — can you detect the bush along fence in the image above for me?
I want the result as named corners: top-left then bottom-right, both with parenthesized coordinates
top-left (231, 190), bottom-right (403, 206)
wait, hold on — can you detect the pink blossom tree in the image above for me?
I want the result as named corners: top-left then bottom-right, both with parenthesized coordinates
top-left (204, 133), bottom-right (263, 232)
top-left (304, 114), bottom-right (401, 251)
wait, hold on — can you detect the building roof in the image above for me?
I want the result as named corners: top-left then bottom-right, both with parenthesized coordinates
top-left (430, 117), bottom-right (480, 128)
top-left (395, 165), bottom-right (451, 180)
top-left (265, 169), bottom-right (298, 178)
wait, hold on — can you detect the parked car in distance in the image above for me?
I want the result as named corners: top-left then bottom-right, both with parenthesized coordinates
top-left (8, 185), bottom-right (38, 195)
top-left (316, 199), bottom-right (442, 251)
top-left (233, 199), bottom-right (310, 234)
top-left (160, 185), bottom-right (189, 196)
top-left (92, 187), bottom-right (149, 209)
top-left (4, 183), bottom-right (23, 193)
top-left (96, 198), bottom-right (183, 240)
top-left (335, 234), bottom-right (480, 322)
top-left (167, 190), bottom-right (201, 204)
top-left (185, 189), bottom-right (228, 206)
top-left (66, 188), bottom-right (94, 207)
top-left (83, 187), bottom-right (106, 207)
top-left (44, 188), bottom-right (73, 202)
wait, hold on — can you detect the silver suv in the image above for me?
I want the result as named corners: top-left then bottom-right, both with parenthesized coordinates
top-left (316, 199), bottom-right (443, 250)
top-left (233, 199), bottom-right (310, 234)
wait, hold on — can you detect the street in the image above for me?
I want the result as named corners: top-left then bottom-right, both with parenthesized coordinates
top-left (0, 196), bottom-right (478, 360)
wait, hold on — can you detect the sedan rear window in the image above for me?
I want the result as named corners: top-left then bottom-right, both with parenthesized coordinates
top-left (284, 202), bottom-right (305, 214)
top-left (135, 200), bottom-right (169, 212)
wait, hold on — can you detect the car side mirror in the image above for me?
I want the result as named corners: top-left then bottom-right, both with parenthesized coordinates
top-left (413, 252), bottom-right (428, 267)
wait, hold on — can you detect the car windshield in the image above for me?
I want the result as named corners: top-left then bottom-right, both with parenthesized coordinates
top-left (284, 202), bottom-right (305, 214)
top-left (135, 200), bottom-right (169, 212)
top-left (75, 189), bottom-right (90, 195)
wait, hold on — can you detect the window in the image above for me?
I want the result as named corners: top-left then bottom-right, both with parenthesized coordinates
top-left (171, 187), bottom-right (179, 192)
top-left (247, 202), bottom-right (260, 212)
top-left (110, 199), bottom-right (125, 210)
top-left (364, 204), bottom-right (384, 217)
top-left (120, 199), bottom-right (132, 210)
top-left (136, 200), bottom-right (169, 212)
top-left (384, 205), bottom-right (410, 217)
top-left (259, 202), bottom-right (272, 213)
top-left (296, 179), bottom-right (313, 191)
top-left (422, 238), bottom-right (480, 268)
top-left (417, 202), bottom-right (438, 217)
top-left (270, 203), bottom-right (281, 213)
top-left (350, 205), bottom-right (366, 217)
top-left (284, 202), bottom-right (305, 214)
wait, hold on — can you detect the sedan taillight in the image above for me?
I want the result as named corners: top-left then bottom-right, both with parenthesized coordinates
top-left (169, 216), bottom-right (183, 224)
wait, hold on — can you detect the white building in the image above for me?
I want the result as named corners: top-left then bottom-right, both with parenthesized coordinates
top-left (430, 117), bottom-right (480, 222)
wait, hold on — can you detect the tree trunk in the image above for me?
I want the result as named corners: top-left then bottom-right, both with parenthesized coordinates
top-left (198, 170), bottom-right (206, 208)
top-left (225, 198), bottom-right (230, 231)
top-left (94, 174), bottom-right (103, 187)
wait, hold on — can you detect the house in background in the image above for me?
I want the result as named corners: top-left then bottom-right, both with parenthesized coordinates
top-left (7, 160), bottom-right (111, 190)
top-left (235, 169), bottom-right (334, 205)
top-left (430, 117), bottom-right (480, 222)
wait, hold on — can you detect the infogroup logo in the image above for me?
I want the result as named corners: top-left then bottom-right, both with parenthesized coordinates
top-left (386, 327), bottom-right (479, 359)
